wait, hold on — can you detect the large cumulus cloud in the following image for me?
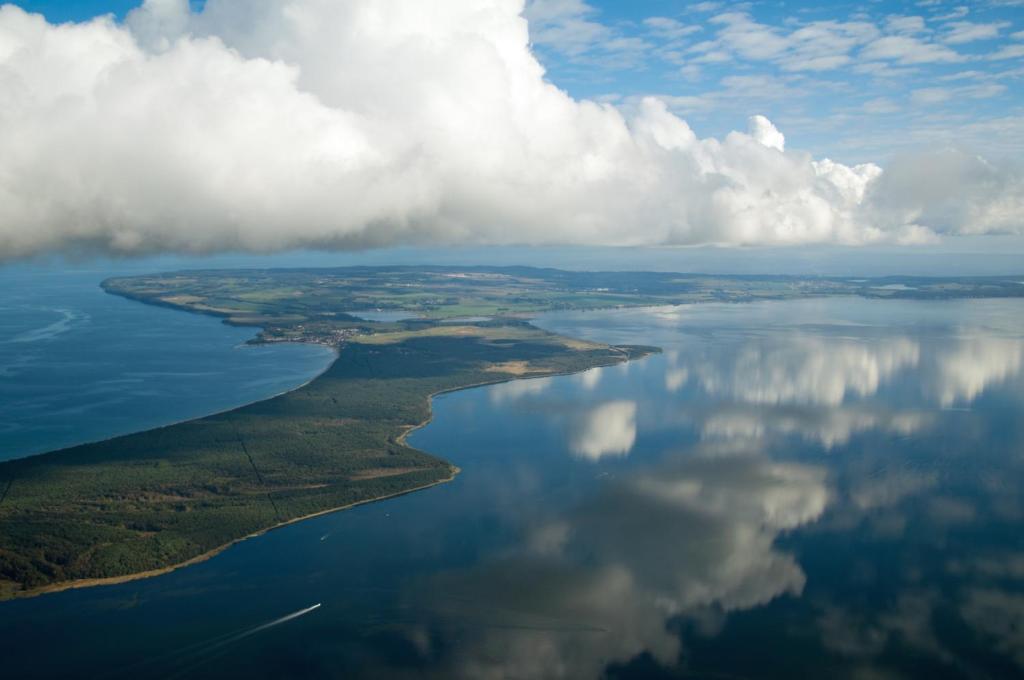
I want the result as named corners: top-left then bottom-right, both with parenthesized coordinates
top-left (0, 0), bottom-right (1021, 260)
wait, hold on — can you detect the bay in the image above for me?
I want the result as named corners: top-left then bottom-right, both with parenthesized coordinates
top-left (0, 267), bottom-right (335, 461)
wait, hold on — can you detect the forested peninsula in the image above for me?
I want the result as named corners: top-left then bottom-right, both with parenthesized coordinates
top-left (4, 265), bottom-right (1022, 599)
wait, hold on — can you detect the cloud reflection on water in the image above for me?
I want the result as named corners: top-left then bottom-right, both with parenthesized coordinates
top-left (663, 331), bottom-right (1024, 450)
top-left (425, 302), bottom-right (1024, 677)
top-left (700, 404), bottom-right (933, 449)
top-left (677, 334), bottom-right (1024, 410)
top-left (488, 376), bottom-right (553, 404)
top-left (569, 400), bottom-right (638, 461)
top-left (406, 452), bottom-right (829, 678)
top-left (691, 336), bottom-right (921, 406)
top-left (928, 336), bottom-right (1024, 407)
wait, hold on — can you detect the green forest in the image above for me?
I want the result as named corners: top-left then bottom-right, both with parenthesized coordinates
top-left (0, 324), bottom-right (651, 599)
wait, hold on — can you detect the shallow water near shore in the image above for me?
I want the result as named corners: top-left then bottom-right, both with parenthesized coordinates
top-left (2, 296), bottom-right (1024, 678)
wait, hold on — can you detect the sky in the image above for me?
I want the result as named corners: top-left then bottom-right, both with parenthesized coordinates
top-left (19, 0), bottom-right (1024, 164)
top-left (526, 0), bottom-right (1024, 164)
top-left (1, 0), bottom-right (1023, 270)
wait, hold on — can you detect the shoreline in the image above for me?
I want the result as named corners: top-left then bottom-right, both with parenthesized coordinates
top-left (7, 343), bottom-right (654, 602)
top-left (395, 348), bottom-right (655, 447)
top-left (0, 347), bottom-right (338, 465)
top-left (11, 467), bottom-right (459, 601)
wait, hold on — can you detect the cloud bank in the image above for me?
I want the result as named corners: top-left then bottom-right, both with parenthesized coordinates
top-left (0, 0), bottom-right (1022, 260)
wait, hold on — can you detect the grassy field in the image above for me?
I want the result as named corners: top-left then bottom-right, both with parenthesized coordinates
top-left (103, 266), bottom-right (1024, 320)
top-left (0, 324), bottom-right (652, 600)
top-left (101, 266), bottom-right (1024, 347)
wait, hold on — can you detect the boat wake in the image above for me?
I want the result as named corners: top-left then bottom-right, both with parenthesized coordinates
top-left (106, 603), bottom-right (323, 679)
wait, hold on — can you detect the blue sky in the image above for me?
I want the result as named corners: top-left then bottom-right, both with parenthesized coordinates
top-left (16, 0), bottom-right (1024, 164)
top-left (524, 0), bottom-right (1024, 163)
top-left (15, 0), bottom-right (198, 21)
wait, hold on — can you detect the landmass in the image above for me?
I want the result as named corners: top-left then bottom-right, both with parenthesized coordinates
top-left (99, 266), bottom-right (1024, 345)
top-left (2, 265), bottom-right (1022, 600)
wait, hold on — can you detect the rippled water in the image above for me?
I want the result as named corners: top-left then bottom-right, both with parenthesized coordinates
top-left (2, 297), bottom-right (1023, 679)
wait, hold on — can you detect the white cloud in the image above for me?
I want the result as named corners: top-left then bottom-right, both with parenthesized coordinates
top-left (900, 115), bottom-right (1024, 160)
top-left (988, 43), bottom-right (1024, 60)
top-left (748, 114), bottom-right (786, 151)
top-left (863, 97), bottom-right (901, 114)
top-left (524, 0), bottom-right (650, 67)
top-left (864, 150), bottom-right (1024, 237)
top-left (911, 83), bottom-right (1006, 105)
top-left (691, 2), bottom-right (723, 13)
top-left (709, 12), bottom-right (791, 60)
top-left (678, 63), bottom-right (702, 80)
top-left (643, 16), bottom-right (700, 40)
top-left (703, 13), bottom-right (879, 72)
top-left (885, 15), bottom-right (929, 35)
top-left (524, 0), bottom-right (607, 56)
top-left (861, 35), bottom-right (965, 64)
top-left (935, 6), bottom-right (970, 22)
top-left (912, 88), bottom-right (955, 105)
top-left (0, 1), bottom-right (1022, 261)
top-left (851, 60), bottom-right (919, 79)
top-left (941, 20), bottom-right (1010, 44)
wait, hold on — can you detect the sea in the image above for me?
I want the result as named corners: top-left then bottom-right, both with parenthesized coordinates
top-left (1, 265), bottom-right (1023, 678)
top-left (0, 265), bottom-right (336, 461)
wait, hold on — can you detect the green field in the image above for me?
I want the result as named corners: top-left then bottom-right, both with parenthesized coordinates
top-left (102, 266), bottom-right (1024, 344)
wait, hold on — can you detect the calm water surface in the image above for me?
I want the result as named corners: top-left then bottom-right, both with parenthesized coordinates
top-left (2, 297), bottom-right (1024, 679)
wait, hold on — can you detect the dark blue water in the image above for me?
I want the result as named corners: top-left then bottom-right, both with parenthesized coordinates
top-left (0, 267), bottom-right (335, 460)
top-left (2, 297), bottom-right (1023, 679)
